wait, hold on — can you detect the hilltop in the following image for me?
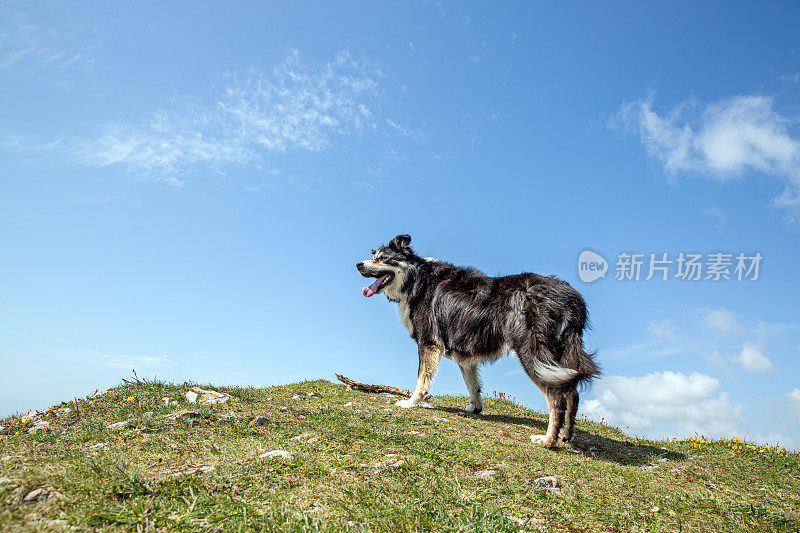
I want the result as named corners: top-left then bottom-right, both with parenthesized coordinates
top-left (0, 379), bottom-right (798, 531)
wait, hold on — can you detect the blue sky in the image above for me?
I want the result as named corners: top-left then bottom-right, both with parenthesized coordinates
top-left (2, 1), bottom-right (800, 448)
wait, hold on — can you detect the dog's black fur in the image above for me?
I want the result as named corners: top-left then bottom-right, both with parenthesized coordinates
top-left (357, 235), bottom-right (600, 446)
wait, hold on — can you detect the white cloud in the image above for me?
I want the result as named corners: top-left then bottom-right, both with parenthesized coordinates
top-left (737, 342), bottom-right (774, 373)
top-left (614, 94), bottom-right (800, 219)
top-left (580, 371), bottom-right (745, 440)
top-left (702, 308), bottom-right (742, 335)
top-left (646, 319), bottom-right (682, 342)
top-left (63, 50), bottom-right (386, 183)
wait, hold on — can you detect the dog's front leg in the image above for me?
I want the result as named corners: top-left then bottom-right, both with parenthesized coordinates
top-left (396, 344), bottom-right (441, 408)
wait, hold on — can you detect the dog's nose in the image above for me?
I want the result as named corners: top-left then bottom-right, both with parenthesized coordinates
top-left (356, 261), bottom-right (364, 269)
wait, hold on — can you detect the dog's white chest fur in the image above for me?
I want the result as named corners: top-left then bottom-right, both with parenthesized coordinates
top-left (398, 298), bottom-right (413, 336)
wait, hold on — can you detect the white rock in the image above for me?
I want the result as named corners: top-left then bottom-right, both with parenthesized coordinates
top-left (291, 395), bottom-right (301, 400)
top-left (475, 469), bottom-right (497, 479)
top-left (90, 442), bottom-right (109, 449)
top-left (106, 421), bottom-right (128, 430)
top-left (534, 476), bottom-right (560, 490)
top-left (27, 420), bottom-right (50, 434)
top-left (342, 402), bottom-right (354, 407)
top-left (306, 392), bottom-right (316, 397)
top-left (23, 488), bottom-right (61, 503)
top-left (260, 450), bottom-right (293, 460)
top-left (162, 397), bottom-right (171, 406)
top-left (186, 387), bottom-right (231, 405)
top-left (508, 516), bottom-right (545, 530)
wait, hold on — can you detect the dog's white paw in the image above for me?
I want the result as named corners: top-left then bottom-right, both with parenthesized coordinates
top-left (530, 434), bottom-right (556, 447)
top-left (464, 403), bottom-right (483, 414)
top-left (395, 399), bottom-right (417, 409)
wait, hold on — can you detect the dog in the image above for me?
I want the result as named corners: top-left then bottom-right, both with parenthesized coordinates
top-left (356, 234), bottom-right (600, 446)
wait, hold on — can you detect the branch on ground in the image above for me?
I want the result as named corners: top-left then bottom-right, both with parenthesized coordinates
top-left (335, 374), bottom-right (415, 398)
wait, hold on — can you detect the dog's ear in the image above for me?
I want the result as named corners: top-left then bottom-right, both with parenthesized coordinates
top-left (389, 234), bottom-right (412, 253)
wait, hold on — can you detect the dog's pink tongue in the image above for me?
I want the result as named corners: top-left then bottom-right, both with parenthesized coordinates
top-left (362, 275), bottom-right (388, 297)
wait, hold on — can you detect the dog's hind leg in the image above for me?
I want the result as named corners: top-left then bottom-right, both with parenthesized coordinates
top-left (529, 387), bottom-right (566, 447)
top-left (458, 362), bottom-right (483, 414)
top-left (396, 344), bottom-right (441, 408)
top-left (557, 388), bottom-right (579, 443)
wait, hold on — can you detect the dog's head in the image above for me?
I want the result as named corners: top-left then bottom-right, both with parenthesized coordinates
top-left (356, 234), bottom-right (416, 300)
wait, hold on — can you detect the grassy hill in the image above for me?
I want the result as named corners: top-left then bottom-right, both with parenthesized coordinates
top-left (1, 379), bottom-right (798, 532)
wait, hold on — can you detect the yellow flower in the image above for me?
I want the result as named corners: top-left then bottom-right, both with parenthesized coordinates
top-left (125, 397), bottom-right (134, 402)
top-left (15, 431), bottom-right (20, 436)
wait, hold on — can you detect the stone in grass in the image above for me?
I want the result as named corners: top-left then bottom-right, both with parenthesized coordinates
top-left (475, 470), bottom-right (497, 479)
top-left (185, 387), bottom-right (231, 405)
top-left (507, 515), bottom-right (546, 530)
top-left (23, 487), bottom-right (62, 503)
top-left (27, 420), bottom-right (51, 434)
top-left (291, 395), bottom-right (302, 400)
top-left (106, 421), bottom-right (128, 431)
top-left (260, 450), bottom-right (293, 460)
top-left (534, 476), bottom-right (560, 490)
top-left (290, 432), bottom-right (314, 441)
top-left (250, 416), bottom-right (269, 426)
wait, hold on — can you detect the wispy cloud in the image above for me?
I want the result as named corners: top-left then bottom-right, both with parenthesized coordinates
top-left (70, 348), bottom-right (174, 372)
top-left (60, 50), bottom-right (383, 184)
top-left (613, 94), bottom-right (800, 220)
top-left (702, 206), bottom-right (727, 233)
top-left (0, 3), bottom-right (91, 73)
top-left (605, 307), bottom-right (797, 371)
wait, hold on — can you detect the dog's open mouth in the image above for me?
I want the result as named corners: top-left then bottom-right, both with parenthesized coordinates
top-left (361, 272), bottom-right (394, 297)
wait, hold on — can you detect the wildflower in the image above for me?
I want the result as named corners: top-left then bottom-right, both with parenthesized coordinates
top-left (125, 396), bottom-right (134, 402)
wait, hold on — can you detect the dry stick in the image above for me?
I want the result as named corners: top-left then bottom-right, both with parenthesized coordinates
top-left (335, 374), bottom-right (414, 398)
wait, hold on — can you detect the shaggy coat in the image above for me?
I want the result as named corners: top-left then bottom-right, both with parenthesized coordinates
top-left (357, 235), bottom-right (600, 446)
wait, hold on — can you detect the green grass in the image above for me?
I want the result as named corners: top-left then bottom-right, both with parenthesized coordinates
top-left (1, 378), bottom-right (798, 531)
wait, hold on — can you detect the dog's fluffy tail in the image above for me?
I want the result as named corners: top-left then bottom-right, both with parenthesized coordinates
top-left (523, 328), bottom-right (600, 391)
top-left (560, 328), bottom-right (601, 388)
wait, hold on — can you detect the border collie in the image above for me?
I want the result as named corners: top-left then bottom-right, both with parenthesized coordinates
top-left (356, 235), bottom-right (600, 446)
